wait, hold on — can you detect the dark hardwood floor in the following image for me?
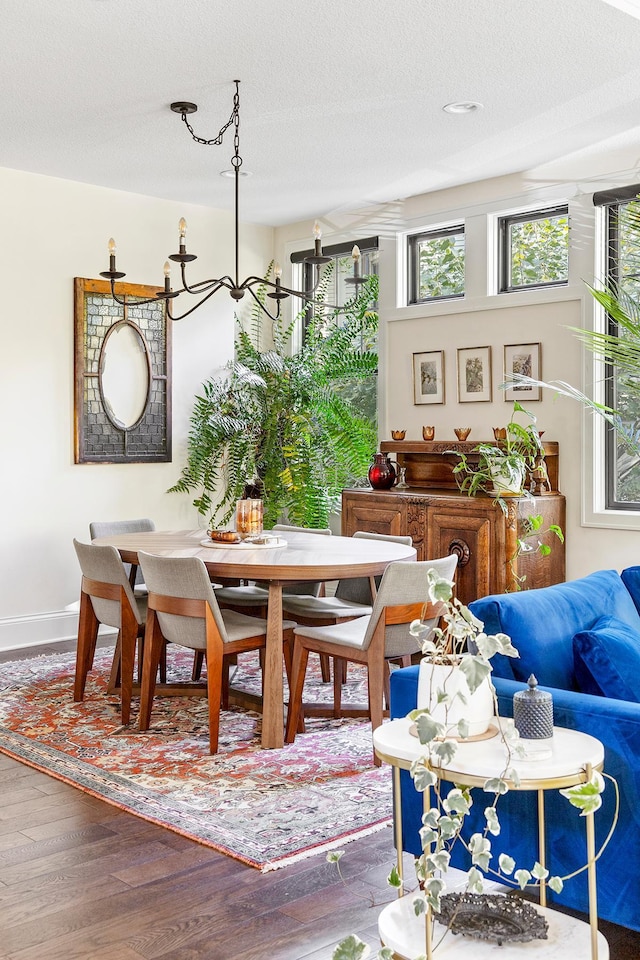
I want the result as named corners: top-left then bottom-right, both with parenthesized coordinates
top-left (1, 642), bottom-right (639, 959)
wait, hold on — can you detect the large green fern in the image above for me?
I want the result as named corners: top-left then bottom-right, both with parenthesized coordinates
top-left (169, 266), bottom-right (379, 528)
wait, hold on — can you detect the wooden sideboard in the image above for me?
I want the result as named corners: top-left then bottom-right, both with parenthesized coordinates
top-left (341, 440), bottom-right (565, 605)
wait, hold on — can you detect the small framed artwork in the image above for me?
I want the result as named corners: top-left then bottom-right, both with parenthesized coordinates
top-left (457, 346), bottom-right (492, 403)
top-left (503, 342), bottom-right (542, 401)
top-left (413, 350), bottom-right (445, 405)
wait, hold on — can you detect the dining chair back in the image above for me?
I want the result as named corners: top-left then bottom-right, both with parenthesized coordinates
top-left (281, 530), bottom-right (414, 686)
top-left (89, 518), bottom-right (155, 592)
top-left (137, 551), bottom-right (296, 754)
top-left (73, 538), bottom-right (147, 725)
top-left (284, 554), bottom-right (458, 761)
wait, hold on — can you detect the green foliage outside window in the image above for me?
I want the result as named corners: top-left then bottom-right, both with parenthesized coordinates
top-left (505, 210), bottom-right (569, 290)
top-left (605, 201), bottom-right (640, 503)
top-left (415, 231), bottom-right (465, 301)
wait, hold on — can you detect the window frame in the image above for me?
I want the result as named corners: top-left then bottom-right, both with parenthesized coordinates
top-left (600, 196), bottom-right (640, 511)
top-left (498, 204), bottom-right (569, 294)
top-left (407, 223), bottom-right (465, 305)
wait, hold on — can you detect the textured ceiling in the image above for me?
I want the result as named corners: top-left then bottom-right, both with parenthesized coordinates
top-left (3, 0), bottom-right (640, 226)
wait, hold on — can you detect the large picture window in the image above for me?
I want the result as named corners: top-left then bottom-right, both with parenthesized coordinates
top-left (407, 224), bottom-right (465, 304)
top-left (593, 188), bottom-right (640, 509)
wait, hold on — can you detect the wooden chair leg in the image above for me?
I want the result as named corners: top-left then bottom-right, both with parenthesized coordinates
top-left (107, 635), bottom-right (122, 694)
top-left (74, 592), bottom-right (100, 702)
top-left (204, 613), bottom-right (224, 755)
top-left (192, 650), bottom-right (205, 681)
top-left (139, 612), bottom-right (165, 731)
top-left (367, 654), bottom-right (385, 768)
top-left (319, 653), bottom-right (331, 683)
top-left (333, 657), bottom-right (345, 718)
top-left (221, 655), bottom-right (230, 710)
top-left (285, 643), bottom-right (310, 743)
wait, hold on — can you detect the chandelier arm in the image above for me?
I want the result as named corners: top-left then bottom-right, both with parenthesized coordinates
top-left (245, 284), bottom-right (281, 321)
top-left (241, 274), bottom-right (352, 312)
top-left (106, 283), bottom-right (160, 307)
top-left (166, 281), bottom-right (230, 322)
top-left (177, 262), bottom-right (235, 296)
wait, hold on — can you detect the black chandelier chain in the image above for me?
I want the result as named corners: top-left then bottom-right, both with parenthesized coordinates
top-left (100, 80), bottom-right (366, 321)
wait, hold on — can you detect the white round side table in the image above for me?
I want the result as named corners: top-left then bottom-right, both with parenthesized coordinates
top-left (373, 718), bottom-right (608, 960)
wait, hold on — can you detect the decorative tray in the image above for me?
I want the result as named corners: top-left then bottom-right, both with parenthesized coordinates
top-left (436, 892), bottom-right (548, 945)
top-left (200, 536), bottom-right (287, 550)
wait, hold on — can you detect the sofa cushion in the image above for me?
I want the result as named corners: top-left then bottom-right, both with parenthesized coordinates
top-left (573, 615), bottom-right (640, 702)
top-left (469, 570), bottom-right (640, 689)
top-left (621, 566), bottom-right (640, 617)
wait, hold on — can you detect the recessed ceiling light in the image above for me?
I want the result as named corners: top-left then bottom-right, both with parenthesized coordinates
top-left (220, 168), bottom-right (251, 178)
top-left (442, 101), bottom-right (483, 115)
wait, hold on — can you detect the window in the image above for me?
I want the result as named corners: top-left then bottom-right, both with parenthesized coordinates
top-left (498, 206), bottom-right (569, 293)
top-left (593, 186), bottom-right (640, 509)
top-left (407, 224), bottom-right (465, 304)
top-left (291, 237), bottom-right (379, 430)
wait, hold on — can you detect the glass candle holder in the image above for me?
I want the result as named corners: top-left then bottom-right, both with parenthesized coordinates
top-left (235, 499), bottom-right (264, 537)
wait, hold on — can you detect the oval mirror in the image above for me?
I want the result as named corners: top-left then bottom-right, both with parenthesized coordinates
top-left (99, 321), bottom-right (150, 429)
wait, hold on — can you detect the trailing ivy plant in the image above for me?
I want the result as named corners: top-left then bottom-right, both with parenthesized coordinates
top-left (169, 264), bottom-right (378, 529)
top-left (329, 570), bottom-right (615, 960)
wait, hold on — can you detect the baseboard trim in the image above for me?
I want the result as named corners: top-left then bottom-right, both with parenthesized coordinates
top-left (0, 610), bottom-right (116, 653)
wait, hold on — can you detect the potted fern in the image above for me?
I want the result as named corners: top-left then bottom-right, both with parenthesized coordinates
top-left (169, 265), bottom-right (379, 529)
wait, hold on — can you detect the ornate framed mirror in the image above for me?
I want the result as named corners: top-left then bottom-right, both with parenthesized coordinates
top-left (74, 277), bottom-right (172, 463)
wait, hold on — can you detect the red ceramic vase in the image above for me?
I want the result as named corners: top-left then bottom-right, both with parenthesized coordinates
top-left (368, 452), bottom-right (397, 490)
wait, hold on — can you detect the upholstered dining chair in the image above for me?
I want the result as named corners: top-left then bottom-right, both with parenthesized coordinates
top-left (136, 551), bottom-right (297, 754)
top-left (73, 538), bottom-right (147, 725)
top-left (284, 555), bottom-right (458, 761)
top-left (89, 518), bottom-right (155, 595)
top-left (281, 531), bottom-right (414, 691)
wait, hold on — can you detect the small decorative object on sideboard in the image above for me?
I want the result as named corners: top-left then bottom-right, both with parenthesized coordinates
top-left (390, 429), bottom-right (406, 440)
top-left (368, 451), bottom-right (398, 490)
top-left (454, 427), bottom-right (471, 441)
top-left (422, 425), bottom-right (435, 440)
top-left (514, 673), bottom-right (554, 760)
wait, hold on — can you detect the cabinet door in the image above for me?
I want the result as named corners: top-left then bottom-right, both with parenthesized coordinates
top-left (342, 492), bottom-right (407, 539)
top-left (427, 500), bottom-right (504, 605)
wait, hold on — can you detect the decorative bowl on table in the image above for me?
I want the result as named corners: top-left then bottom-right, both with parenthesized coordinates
top-left (207, 530), bottom-right (242, 544)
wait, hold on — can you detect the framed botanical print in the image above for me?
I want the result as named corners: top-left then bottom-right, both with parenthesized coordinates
top-left (503, 342), bottom-right (541, 401)
top-left (457, 345), bottom-right (492, 402)
top-left (413, 350), bottom-right (445, 405)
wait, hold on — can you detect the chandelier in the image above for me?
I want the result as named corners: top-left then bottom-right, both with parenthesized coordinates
top-left (100, 81), bottom-right (367, 321)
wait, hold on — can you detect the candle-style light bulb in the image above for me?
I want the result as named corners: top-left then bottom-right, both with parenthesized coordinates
top-left (313, 220), bottom-right (323, 257)
top-left (163, 260), bottom-right (171, 294)
top-left (163, 260), bottom-right (171, 278)
top-left (274, 263), bottom-right (283, 279)
top-left (179, 218), bottom-right (187, 239)
top-left (351, 244), bottom-right (361, 261)
top-left (108, 238), bottom-right (117, 256)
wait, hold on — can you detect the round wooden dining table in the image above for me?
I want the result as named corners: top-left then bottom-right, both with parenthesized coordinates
top-left (92, 528), bottom-right (417, 748)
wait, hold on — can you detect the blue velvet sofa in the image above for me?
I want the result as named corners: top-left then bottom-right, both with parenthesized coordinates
top-left (389, 567), bottom-right (640, 932)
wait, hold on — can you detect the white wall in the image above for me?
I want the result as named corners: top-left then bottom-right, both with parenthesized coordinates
top-left (275, 155), bottom-right (640, 583)
top-left (0, 167), bottom-right (273, 650)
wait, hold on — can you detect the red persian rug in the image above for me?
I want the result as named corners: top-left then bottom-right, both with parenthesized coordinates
top-left (0, 648), bottom-right (392, 870)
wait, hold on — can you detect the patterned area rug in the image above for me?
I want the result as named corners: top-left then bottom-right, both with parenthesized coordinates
top-left (0, 648), bottom-right (392, 870)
